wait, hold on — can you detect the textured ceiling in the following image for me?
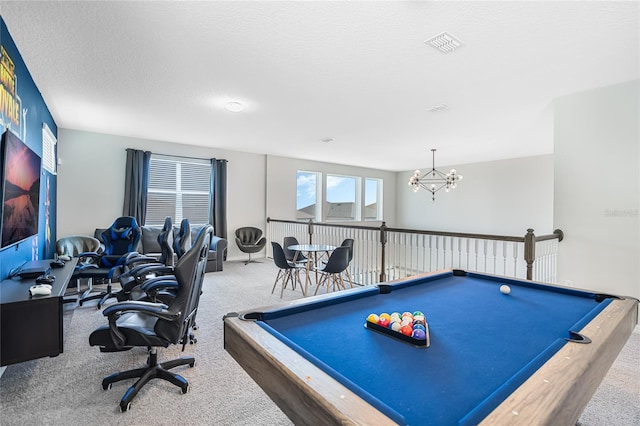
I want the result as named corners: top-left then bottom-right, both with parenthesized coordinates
top-left (1, 1), bottom-right (638, 171)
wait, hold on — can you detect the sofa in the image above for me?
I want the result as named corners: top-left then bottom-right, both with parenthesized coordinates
top-left (94, 225), bottom-right (228, 272)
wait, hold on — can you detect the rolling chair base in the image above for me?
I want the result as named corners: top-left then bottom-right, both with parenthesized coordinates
top-left (101, 348), bottom-right (194, 412)
top-left (79, 281), bottom-right (116, 309)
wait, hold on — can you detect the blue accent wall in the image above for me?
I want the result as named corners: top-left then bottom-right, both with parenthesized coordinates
top-left (0, 16), bottom-right (57, 279)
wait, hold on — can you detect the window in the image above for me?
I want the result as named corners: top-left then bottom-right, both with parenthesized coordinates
top-left (295, 171), bottom-right (383, 222)
top-left (325, 174), bottom-right (359, 221)
top-left (145, 154), bottom-right (211, 226)
top-left (42, 123), bottom-right (56, 174)
top-left (296, 170), bottom-right (320, 221)
top-left (364, 178), bottom-right (382, 221)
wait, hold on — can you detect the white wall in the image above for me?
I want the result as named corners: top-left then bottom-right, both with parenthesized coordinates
top-left (395, 155), bottom-right (554, 237)
top-left (57, 129), bottom-right (266, 260)
top-left (554, 80), bottom-right (639, 299)
top-left (265, 155), bottom-right (397, 226)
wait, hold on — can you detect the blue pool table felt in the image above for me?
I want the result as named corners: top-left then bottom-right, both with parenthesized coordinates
top-left (260, 272), bottom-right (609, 425)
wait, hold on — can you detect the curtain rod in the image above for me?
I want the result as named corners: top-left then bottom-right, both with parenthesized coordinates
top-left (125, 148), bottom-right (227, 162)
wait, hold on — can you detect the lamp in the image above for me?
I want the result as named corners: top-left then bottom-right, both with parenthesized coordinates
top-left (408, 149), bottom-right (462, 201)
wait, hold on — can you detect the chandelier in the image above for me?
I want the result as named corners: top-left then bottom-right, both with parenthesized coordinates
top-left (408, 149), bottom-right (463, 201)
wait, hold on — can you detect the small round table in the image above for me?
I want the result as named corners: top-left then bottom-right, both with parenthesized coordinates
top-left (287, 244), bottom-right (336, 295)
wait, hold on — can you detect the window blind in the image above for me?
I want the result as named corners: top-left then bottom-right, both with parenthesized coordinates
top-left (145, 154), bottom-right (211, 226)
top-left (42, 123), bottom-right (56, 174)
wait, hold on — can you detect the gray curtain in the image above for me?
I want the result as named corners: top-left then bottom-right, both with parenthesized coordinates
top-left (123, 149), bottom-right (151, 225)
top-left (210, 159), bottom-right (228, 253)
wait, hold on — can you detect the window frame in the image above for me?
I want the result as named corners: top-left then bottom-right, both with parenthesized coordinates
top-left (294, 170), bottom-right (384, 223)
top-left (145, 154), bottom-right (211, 227)
top-left (364, 177), bottom-right (383, 221)
top-left (325, 173), bottom-right (361, 222)
top-left (296, 170), bottom-right (322, 222)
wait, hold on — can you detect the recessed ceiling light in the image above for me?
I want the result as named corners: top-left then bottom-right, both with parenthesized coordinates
top-left (225, 101), bottom-right (244, 112)
top-left (425, 32), bottom-right (463, 53)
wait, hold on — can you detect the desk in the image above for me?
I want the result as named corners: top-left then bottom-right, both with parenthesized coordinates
top-left (224, 270), bottom-right (638, 425)
top-left (287, 244), bottom-right (336, 295)
top-left (0, 258), bottom-right (77, 366)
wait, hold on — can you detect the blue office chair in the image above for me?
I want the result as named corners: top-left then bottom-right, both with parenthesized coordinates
top-left (79, 216), bottom-right (142, 308)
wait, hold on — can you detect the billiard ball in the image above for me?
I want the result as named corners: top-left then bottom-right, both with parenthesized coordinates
top-left (367, 313), bottom-right (379, 323)
top-left (412, 329), bottom-right (426, 340)
top-left (389, 321), bottom-right (402, 332)
top-left (400, 325), bottom-right (413, 336)
top-left (500, 285), bottom-right (511, 295)
top-left (413, 311), bottom-right (424, 317)
top-left (379, 312), bottom-right (391, 321)
top-left (378, 317), bottom-right (390, 328)
top-left (412, 324), bottom-right (426, 332)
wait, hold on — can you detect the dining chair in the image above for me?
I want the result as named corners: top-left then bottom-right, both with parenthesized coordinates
top-left (271, 242), bottom-right (304, 298)
top-left (314, 246), bottom-right (350, 295)
top-left (339, 238), bottom-right (354, 287)
top-left (283, 236), bottom-right (308, 266)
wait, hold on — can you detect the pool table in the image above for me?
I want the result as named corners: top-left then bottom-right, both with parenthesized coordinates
top-left (223, 270), bottom-right (638, 425)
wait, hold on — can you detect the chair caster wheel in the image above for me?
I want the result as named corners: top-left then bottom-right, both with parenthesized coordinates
top-left (189, 360), bottom-right (196, 368)
top-left (120, 402), bottom-right (131, 412)
top-left (102, 383), bottom-right (112, 390)
top-left (181, 384), bottom-right (189, 394)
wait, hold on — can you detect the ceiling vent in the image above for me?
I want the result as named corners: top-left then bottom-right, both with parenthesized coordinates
top-left (427, 104), bottom-right (449, 113)
top-left (426, 32), bottom-right (463, 53)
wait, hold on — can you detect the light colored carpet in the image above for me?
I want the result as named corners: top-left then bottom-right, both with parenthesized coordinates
top-left (0, 260), bottom-right (637, 425)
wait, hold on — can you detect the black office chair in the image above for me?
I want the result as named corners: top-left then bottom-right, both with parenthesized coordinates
top-left (271, 242), bottom-right (304, 298)
top-left (89, 225), bottom-right (213, 412)
top-left (114, 216), bottom-right (176, 304)
top-left (235, 226), bottom-right (266, 265)
top-left (314, 246), bottom-right (350, 295)
top-left (117, 220), bottom-right (203, 341)
top-left (79, 216), bottom-right (142, 308)
top-left (173, 218), bottom-right (192, 259)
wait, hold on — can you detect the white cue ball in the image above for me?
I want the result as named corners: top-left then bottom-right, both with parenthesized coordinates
top-left (500, 285), bottom-right (511, 295)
